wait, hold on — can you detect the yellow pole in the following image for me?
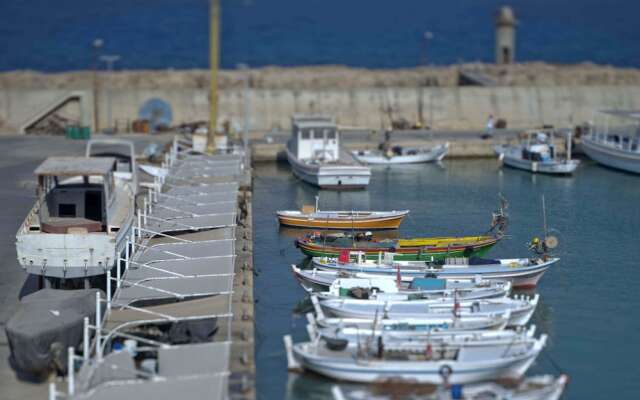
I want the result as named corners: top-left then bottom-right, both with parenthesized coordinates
top-left (208, 0), bottom-right (220, 152)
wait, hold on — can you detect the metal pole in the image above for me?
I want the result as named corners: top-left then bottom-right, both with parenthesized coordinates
top-left (208, 0), bottom-right (220, 152)
top-left (99, 55), bottom-right (120, 132)
top-left (67, 347), bottom-right (75, 395)
top-left (49, 382), bottom-right (56, 400)
top-left (91, 39), bottom-right (103, 133)
top-left (106, 269), bottom-right (111, 312)
top-left (83, 317), bottom-right (90, 363)
top-left (95, 292), bottom-right (102, 360)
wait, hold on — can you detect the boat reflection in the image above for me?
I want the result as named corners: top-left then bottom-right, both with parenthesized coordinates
top-left (278, 226), bottom-right (401, 240)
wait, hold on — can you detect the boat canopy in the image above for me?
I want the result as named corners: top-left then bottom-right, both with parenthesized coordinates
top-left (35, 156), bottom-right (116, 177)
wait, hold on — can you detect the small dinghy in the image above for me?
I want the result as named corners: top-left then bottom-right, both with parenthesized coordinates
top-left (333, 374), bottom-right (568, 400)
top-left (494, 130), bottom-right (579, 175)
top-left (315, 294), bottom-right (539, 327)
top-left (305, 272), bottom-right (510, 302)
top-left (310, 255), bottom-right (558, 289)
top-left (351, 143), bottom-right (449, 165)
top-left (283, 331), bottom-right (547, 384)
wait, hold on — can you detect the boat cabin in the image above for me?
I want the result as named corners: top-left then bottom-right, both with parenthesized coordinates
top-left (33, 156), bottom-right (119, 234)
top-left (86, 139), bottom-right (138, 190)
top-left (289, 115), bottom-right (339, 161)
top-left (591, 110), bottom-right (640, 151)
top-left (521, 132), bottom-right (555, 161)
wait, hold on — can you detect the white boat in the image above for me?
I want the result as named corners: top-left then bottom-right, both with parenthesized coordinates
top-left (292, 264), bottom-right (512, 296)
top-left (315, 294), bottom-right (539, 327)
top-left (15, 150), bottom-right (136, 286)
top-left (312, 322), bottom-right (535, 348)
top-left (351, 143), bottom-right (449, 165)
top-left (334, 374), bottom-right (568, 400)
top-left (581, 110), bottom-right (640, 174)
top-left (286, 115), bottom-right (371, 189)
top-left (494, 130), bottom-right (579, 174)
top-left (310, 255), bottom-right (558, 289)
top-left (313, 312), bottom-right (510, 334)
top-left (284, 331), bottom-right (547, 384)
top-left (305, 271), bottom-right (511, 302)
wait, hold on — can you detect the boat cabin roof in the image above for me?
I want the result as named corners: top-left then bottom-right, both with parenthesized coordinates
top-left (35, 156), bottom-right (116, 177)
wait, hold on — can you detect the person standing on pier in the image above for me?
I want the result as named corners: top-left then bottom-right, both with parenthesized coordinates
top-left (486, 114), bottom-right (495, 137)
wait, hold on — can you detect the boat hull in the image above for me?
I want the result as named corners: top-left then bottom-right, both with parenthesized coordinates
top-left (351, 144), bottom-right (449, 165)
top-left (293, 339), bottom-right (543, 384)
top-left (286, 147), bottom-right (371, 189)
top-left (277, 214), bottom-right (406, 230)
top-left (310, 258), bottom-right (554, 289)
top-left (296, 238), bottom-right (499, 261)
top-left (495, 145), bottom-right (579, 175)
top-left (581, 136), bottom-right (640, 174)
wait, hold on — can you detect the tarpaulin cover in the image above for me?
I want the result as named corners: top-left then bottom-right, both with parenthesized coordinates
top-left (5, 289), bottom-right (104, 374)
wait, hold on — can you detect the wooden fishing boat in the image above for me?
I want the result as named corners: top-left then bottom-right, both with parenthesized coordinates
top-left (297, 269), bottom-right (510, 301)
top-left (296, 233), bottom-right (501, 261)
top-left (314, 294), bottom-right (539, 327)
top-left (310, 255), bottom-right (558, 289)
top-left (311, 312), bottom-right (510, 334)
top-left (284, 331), bottom-right (547, 384)
top-left (277, 199), bottom-right (408, 230)
top-left (295, 202), bottom-right (507, 260)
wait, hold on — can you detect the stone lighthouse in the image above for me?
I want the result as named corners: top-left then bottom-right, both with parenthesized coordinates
top-left (495, 6), bottom-right (516, 64)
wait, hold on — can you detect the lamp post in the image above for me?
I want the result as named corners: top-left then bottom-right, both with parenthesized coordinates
top-left (92, 39), bottom-right (104, 133)
top-left (100, 55), bottom-right (120, 133)
top-left (422, 31), bottom-right (434, 65)
top-left (236, 63), bottom-right (250, 150)
top-left (208, 0), bottom-right (220, 152)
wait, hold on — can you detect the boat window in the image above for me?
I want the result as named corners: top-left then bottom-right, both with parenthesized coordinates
top-left (301, 130), bottom-right (310, 139)
top-left (326, 130), bottom-right (336, 139)
top-left (313, 130), bottom-right (323, 139)
top-left (58, 204), bottom-right (76, 218)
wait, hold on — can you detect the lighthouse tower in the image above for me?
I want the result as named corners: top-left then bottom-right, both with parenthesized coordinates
top-left (495, 6), bottom-right (516, 65)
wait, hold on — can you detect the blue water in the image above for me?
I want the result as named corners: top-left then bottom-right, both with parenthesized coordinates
top-left (1, 0), bottom-right (640, 71)
top-left (253, 160), bottom-right (640, 399)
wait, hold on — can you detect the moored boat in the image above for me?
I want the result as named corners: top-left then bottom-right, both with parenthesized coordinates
top-left (351, 143), bottom-right (449, 165)
top-left (277, 197), bottom-right (408, 230)
top-left (15, 155), bottom-right (135, 287)
top-left (284, 331), bottom-right (547, 384)
top-left (310, 255), bottom-right (558, 289)
top-left (286, 115), bottom-right (371, 189)
top-left (581, 110), bottom-right (640, 174)
top-left (304, 271), bottom-right (511, 301)
top-left (494, 130), bottom-right (579, 175)
top-left (315, 294), bottom-right (539, 327)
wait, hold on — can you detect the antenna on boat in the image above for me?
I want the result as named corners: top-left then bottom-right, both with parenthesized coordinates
top-left (315, 195), bottom-right (319, 213)
top-left (489, 194), bottom-right (509, 236)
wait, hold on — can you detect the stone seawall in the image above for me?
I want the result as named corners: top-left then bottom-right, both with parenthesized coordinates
top-left (2, 85), bottom-right (640, 133)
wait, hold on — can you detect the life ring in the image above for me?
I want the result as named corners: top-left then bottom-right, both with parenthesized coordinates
top-left (439, 365), bottom-right (453, 379)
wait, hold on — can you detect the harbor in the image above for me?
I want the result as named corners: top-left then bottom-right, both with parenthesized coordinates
top-left (2, 1), bottom-right (640, 399)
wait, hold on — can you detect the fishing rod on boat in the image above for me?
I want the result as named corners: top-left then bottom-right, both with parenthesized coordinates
top-left (528, 195), bottom-right (559, 257)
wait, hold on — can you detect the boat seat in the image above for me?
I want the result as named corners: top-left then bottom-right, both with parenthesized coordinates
top-left (41, 217), bottom-right (102, 233)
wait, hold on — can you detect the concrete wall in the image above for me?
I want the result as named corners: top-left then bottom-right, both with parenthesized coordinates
top-left (2, 85), bottom-right (640, 133)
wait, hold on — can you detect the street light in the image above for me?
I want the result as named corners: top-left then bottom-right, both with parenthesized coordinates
top-left (92, 39), bottom-right (104, 133)
top-left (100, 55), bottom-right (121, 133)
top-left (236, 63), bottom-right (251, 150)
top-left (422, 31), bottom-right (434, 65)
